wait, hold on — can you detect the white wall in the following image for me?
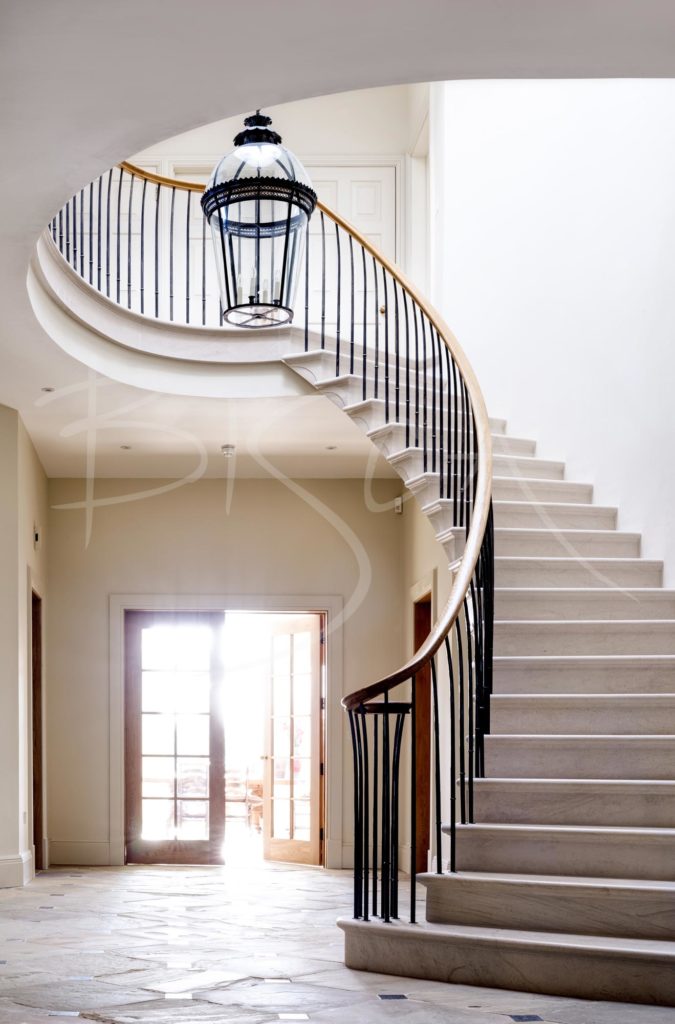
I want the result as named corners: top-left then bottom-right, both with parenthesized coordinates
top-left (46, 476), bottom-right (405, 868)
top-left (430, 79), bottom-right (675, 582)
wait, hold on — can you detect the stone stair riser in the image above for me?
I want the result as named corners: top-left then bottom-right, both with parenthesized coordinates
top-left (420, 874), bottom-right (675, 941)
top-left (485, 736), bottom-right (675, 779)
top-left (474, 780), bottom-right (675, 827)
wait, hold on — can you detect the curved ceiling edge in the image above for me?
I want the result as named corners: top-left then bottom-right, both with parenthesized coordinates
top-left (27, 244), bottom-right (314, 400)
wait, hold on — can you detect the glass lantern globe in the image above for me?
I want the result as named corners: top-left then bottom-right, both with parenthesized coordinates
top-left (201, 111), bottom-right (317, 328)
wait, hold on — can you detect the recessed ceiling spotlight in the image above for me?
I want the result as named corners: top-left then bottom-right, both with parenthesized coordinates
top-left (41, 386), bottom-right (55, 393)
top-left (120, 444), bottom-right (132, 450)
top-left (325, 445), bottom-right (337, 451)
top-left (220, 444), bottom-right (236, 458)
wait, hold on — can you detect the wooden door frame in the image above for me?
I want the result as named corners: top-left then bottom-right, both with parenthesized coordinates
top-left (31, 589), bottom-right (45, 871)
top-left (262, 612), bottom-right (325, 867)
top-left (109, 594), bottom-right (343, 868)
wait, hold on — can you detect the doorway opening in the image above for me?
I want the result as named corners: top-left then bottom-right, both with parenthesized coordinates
top-left (413, 594), bottom-right (432, 873)
top-left (31, 591), bottom-right (44, 871)
top-left (124, 609), bottom-right (325, 867)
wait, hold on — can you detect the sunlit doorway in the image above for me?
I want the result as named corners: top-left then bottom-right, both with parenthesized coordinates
top-left (124, 609), bottom-right (325, 867)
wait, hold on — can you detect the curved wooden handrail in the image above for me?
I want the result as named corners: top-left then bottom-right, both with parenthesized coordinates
top-left (121, 158), bottom-right (493, 709)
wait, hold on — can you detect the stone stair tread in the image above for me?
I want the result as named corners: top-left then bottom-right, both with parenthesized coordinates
top-left (490, 692), bottom-right (675, 700)
top-left (339, 915), bottom-right (675, 956)
top-left (477, 775), bottom-right (675, 783)
top-left (495, 653), bottom-right (675, 663)
top-left (420, 869), bottom-right (675, 890)
top-left (453, 822), bottom-right (675, 836)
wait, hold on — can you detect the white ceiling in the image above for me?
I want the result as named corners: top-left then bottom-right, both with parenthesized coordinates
top-left (2, 0), bottom-right (674, 479)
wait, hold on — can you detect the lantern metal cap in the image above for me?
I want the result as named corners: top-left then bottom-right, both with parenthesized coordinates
top-left (234, 110), bottom-right (282, 147)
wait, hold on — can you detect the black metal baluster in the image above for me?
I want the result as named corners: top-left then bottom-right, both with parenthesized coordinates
top-left (349, 235), bottom-right (355, 375)
top-left (304, 220), bottom-right (310, 351)
top-left (72, 192), bottom-right (77, 269)
top-left (410, 674), bottom-right (417, 922)
top-left (390, 710), bottom-right (405, 918)
top-left (403, 290), bottom-right (411, 449)
top-left (382, 268), bottom-right (389, 421)
top-left (372, 714), bottom-right (379, 918)
top-left (169, 186), bottom-right (176, 321)
top-left (116, 167), bottom-right (123, 304)
top-left (431, 655), bottom-right (442, 873)
top-left (381, 695), bottom-right (390, 922)
top-left (349, 710), bottom-right (363, 919)
top-left (201, 198), bottom-right (206, 326)
top-left (88, 182), bottom-right (94, 285)
top-left (456, 616), bottom-right (466, 824)
top-left (153, 183), bottom-right (160, 318)
top-left (105, 168), bottom-right (112, 298)
top-left (471, 575), bottom-right (485, 778)
top-left (140, 178), bottom-right (147, 315)
top-left (65, 199), bottom-right (70, 264)
top-left (465, 594), bottom-right (475, 823)
top-left (96, 176), bottom-right (102, 292)
top-left (451, 355), bottom-right (460, 522)
top-left (58, 208), bottom-right (63, 255)
top-left (335, 223), bottom-right (341, 376)
top-left (79, 188), bottom-right (84, 277)
top-left (360, 711), bottom-right (369, 921)
top-left (361, 247), bottom-right (367, 400)
top-left (185, 189), bottom-right (191, 323)
top-left (127, 172), bottom-right (134, 310)
top-left (430, 317), bottom-right (437, 476)
top-left (444, 636), bottom-right (457, 872)
top-left (413, 305), bottom-right (420, 448)
top-left (444, 346), bottom-right (453, 500)
top-left (320, 211), bottom-right (326, 350)
top-left (436, 330), bottom-right (444, 499)
top-left (421, 315), bottom-right (428, 472)
top-left (372, 257), bottom-right (379, 400)
top-left (393, 279), bottom-right (400, 423)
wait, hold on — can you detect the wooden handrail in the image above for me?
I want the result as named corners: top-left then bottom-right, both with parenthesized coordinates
top-left (119, 159), bottom-right (493, 709)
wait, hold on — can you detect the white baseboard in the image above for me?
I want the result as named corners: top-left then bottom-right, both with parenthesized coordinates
top-left (0, 849), bottom-right (33, 887)
top-left (49, 841), bottom-right (111, 866)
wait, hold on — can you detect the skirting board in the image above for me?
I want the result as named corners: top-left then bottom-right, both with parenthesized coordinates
top-left (0, 849), bottom-right (33, 887)
top-left (49, 841), bottom-right (111, 866)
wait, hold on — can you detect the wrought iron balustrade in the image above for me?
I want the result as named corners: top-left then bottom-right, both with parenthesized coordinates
top-left (49, 160), bottom-right (494, 923)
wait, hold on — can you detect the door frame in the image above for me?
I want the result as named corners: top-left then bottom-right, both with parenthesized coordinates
top-left (31, 588), bottom-right (45, 871)
top-left (110, 593), bottom-right (343, 868)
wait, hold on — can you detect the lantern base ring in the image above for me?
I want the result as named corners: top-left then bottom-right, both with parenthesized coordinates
top-left (223, 303), bottom-right (293, 329)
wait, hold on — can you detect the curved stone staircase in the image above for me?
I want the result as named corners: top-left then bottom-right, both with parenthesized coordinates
top-left (45, 164), bottom-right (675, 1006)
top-left (284, 340), bottom-right (675, 1006)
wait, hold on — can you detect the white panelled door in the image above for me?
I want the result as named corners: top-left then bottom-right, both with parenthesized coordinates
top-left (305, 164), bottom-right (397, 261)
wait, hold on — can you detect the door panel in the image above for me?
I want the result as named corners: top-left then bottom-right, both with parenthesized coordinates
top-left (125, 611), bottom-right (225, 864)
top-left (263, 614), bottom-right (322, 865)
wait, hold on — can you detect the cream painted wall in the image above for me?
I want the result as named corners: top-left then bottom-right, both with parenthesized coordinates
top-left (46, 475), bottom-right (405, 867)
top-left (18, 421), bottom-right (49, 868)
top-left (430, 79), bottom-right (675, 583)
top-left (132, 85), bottom-right (429, 166)
top-left (0, 406), bottom-right (48, 885)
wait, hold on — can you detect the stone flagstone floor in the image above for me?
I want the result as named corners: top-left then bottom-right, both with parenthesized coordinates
top-left (0, 863), bottom-right (671, 1023)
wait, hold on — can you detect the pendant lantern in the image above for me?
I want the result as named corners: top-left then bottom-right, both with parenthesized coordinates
top-left (201, 111), bottom-right (317, 328)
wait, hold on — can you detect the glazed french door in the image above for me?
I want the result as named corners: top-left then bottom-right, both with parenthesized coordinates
top-left (125, 611), bottom-right (225, 864)
top-left (263, 614), bottom-right (323, 865)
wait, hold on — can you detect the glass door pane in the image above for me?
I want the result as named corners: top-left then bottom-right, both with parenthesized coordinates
top-left (125, 611), bottom-right (225, 864)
